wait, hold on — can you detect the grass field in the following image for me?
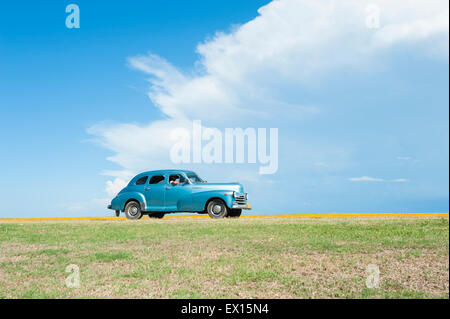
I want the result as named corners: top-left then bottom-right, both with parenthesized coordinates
top-left (0, 216), bottom-right (448, 299)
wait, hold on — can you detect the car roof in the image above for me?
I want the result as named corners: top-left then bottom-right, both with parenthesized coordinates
top-left (134, 169), bottom-right (195, 178)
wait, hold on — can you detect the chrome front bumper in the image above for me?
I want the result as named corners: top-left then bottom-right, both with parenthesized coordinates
top-left (232, 202), bottom-right (251, 210)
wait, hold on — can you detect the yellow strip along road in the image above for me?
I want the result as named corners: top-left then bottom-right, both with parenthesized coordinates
top-left (0, 213), bottom-right (447, 222)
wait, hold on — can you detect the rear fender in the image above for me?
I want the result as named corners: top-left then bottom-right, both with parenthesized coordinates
top-left (112, 192), bottom-right (147, 212)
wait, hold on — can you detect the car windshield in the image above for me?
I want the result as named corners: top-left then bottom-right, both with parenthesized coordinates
top-left (186, 173), bottom-right (204, 183)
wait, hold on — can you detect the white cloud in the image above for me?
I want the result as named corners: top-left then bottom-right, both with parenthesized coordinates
top-left (105, 178), bottom-right (128, 197)
top-left (396, 156), bottom-right (413, 161)
top-left (121, 0), bottom-right (449, 126)
top-left (89, 0), bottom-right (447, 193)
top-left (391, 178), bottom-right (409, 183)
top-left (349, 176), bottom-right (409, 182)
top-left (349, 176), bottom-right (384, 182)
top-left (396, 156), bottom-right (421, 163)
top-left (314, 162), bottom-right (329, 168)
top-left (88, 119), bottom-right (192, 172)
top-left (372, 2), bottom-right (449, 57)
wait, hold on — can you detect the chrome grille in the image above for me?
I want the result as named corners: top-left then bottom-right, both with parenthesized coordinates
top-left (234, 193), bottom-right (247, 205)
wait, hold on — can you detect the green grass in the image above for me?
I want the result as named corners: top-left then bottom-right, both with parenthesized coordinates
top-left (0, 217), bottom-right (448, 298)
top-left (91, 251), bottom-right (133, 262)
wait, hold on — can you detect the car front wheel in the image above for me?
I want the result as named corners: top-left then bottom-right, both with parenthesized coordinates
top-left (207, 199), bottom-right (229, 219)
top-left (124, 201), bottom-right (143, 220)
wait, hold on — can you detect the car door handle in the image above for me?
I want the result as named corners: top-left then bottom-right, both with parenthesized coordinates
top-left (164, 186), bottom-right (170, 190)
top-left (144, 187), bottom-right (151, 191)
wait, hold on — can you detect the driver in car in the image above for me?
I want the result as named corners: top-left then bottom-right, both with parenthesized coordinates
top-left (169, 175), bottom-right (180, 186)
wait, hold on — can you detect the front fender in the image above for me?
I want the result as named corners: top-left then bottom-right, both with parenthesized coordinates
top-left (191, 190), bottom-right (234, 211)
top-left (111, 192), bottom-right (147, 212)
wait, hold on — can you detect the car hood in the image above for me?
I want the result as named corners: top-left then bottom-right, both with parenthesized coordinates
top-left (191, 183), bottom-right (244, 193)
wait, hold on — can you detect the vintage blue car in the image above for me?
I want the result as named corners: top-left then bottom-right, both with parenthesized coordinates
top-left (107, 170), bottom-right (251, 219)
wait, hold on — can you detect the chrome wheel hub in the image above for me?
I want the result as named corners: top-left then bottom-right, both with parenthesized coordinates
top-left (129, 206), bottom-right (138, 216)
top-left (212, 204), bottom-right (222, 215)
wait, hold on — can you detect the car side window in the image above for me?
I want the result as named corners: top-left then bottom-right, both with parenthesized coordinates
top-left (169, 174), bottom-right (187, 185)
top-left (135, 176), bottom-right (148, 185)
top-left (149, 175), bottom-right (165, 184)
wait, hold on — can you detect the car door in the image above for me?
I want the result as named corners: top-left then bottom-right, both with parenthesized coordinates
top-left (164, 173), bottom-right (192, 211)
top-left (144, 175), bottom-right (166, 211)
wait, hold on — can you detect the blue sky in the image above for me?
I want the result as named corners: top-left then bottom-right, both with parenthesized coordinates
top-left (0, 0), bottom-right (448, 217)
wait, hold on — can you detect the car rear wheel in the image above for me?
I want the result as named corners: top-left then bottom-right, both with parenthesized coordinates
top-left (148, 212), bottom-right (165, 219)
top-left (124, 201), bottom-right (142, 220)
top-left (228, 209), bottom-right (242, 218)
top-left (207, 199), bottom-right (229, 219)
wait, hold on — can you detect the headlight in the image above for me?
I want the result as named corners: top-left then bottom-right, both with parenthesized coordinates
top-left (245, 193), bottom-right (248, 200)
top-left (233, 191), bottom-right (236, 198)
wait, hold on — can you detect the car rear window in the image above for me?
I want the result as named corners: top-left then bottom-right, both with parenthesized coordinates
top-left (135, 176), bottom-right (148, 185)
top-left (149, 175), bottom-right (165, 184)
